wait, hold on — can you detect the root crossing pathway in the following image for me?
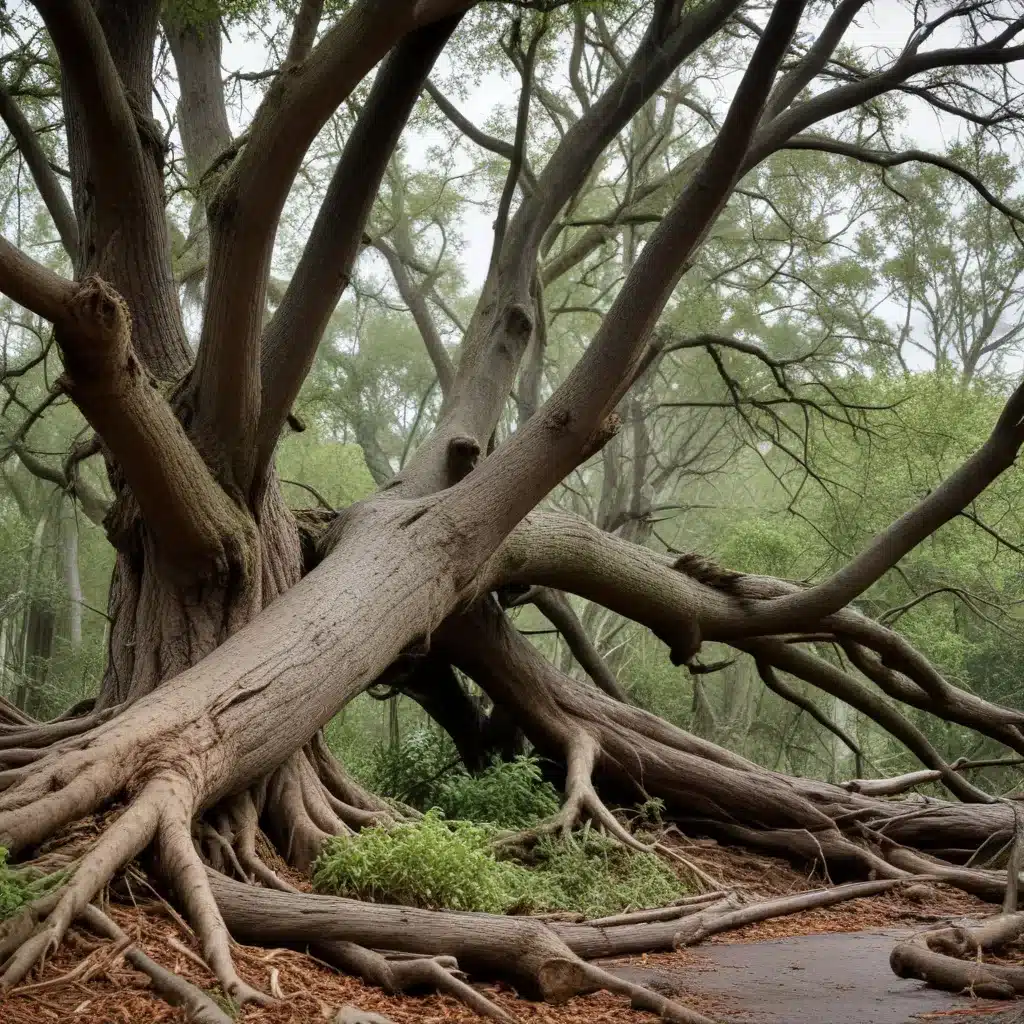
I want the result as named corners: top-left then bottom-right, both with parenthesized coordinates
top-left (606, 927), bottom-right (1015, 1024)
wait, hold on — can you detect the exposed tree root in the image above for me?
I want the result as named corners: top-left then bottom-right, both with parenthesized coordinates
top-left (495, 728), bottom-right (654, 856)
top-left (210, 871), bottom-right (717, 1022)
top-left (158, 784), bottom-right (271, 1006)
top-left (0, 776), bottom-right (164, 987)
top-left (80, 903), bottom-right (234, 1024)
top-left (891, 912), bottom-right (1024, 998)
top-left (671, 877), bottom-right (922, 947)
top-left (316, 941), bottom-right (518, 1022)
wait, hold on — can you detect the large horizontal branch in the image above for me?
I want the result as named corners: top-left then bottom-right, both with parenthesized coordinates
top-left (0, 81), bottom-right (77, 258)
top-left (489, 508), bottom-right (1024, 757)
top-left (252, 16), bottom-right (461, 485)
top-left (0, 235), bottom-right (75, 323)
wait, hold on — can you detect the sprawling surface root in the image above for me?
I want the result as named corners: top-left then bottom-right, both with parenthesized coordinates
top-left (4, 590), bottom-right (1024, 1020)
top-left (0, 776), bottom-right (165, 987)
top-left (892, 912), bottom-right (1024, 998)
top-left (317, 941), bottom-right (518, 1022)
top-left (80, 903), bottom-right (234, 1024)
top-left (496, 728), bottom-right (652, 855)
top-left (210, 871), bottom-right (717, 1022)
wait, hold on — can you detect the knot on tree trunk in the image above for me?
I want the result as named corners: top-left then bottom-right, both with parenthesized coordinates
top-left (56, 275), bottom-right (135, 389)
top-left (447, 435), bottom-right (481, 481)
top-left (126, 89), bottom-right (169, 172)
top-left (504, 303), bottom-right (533, 343)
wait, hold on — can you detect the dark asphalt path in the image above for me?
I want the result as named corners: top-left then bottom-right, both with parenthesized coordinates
top-left (606, 928), bottom-right (1020, 1024)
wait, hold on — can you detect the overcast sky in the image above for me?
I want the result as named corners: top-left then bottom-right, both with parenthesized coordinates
top-left (380, 3), bottom-right (981, 288)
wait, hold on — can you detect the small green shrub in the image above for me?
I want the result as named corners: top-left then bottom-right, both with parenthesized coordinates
top-left (436, 756), bottom-right (560, 828)
top-left (313, 813), bottom-right (688, 917)
top-left (313, 812), bottom-right (528, 913)
top-left (527, 827), bottom-right (686, 918)
top-left (355, 727), bottom-right (460, 810)
top-left (0, 847), bottom-right (63, 920)
top-left (354, 728), bottom-right (560, 828)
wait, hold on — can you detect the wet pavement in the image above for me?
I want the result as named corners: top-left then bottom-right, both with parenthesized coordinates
top-left (607, 927), bottom-right (1021, 1023)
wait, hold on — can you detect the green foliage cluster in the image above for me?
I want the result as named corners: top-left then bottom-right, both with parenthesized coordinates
top-left (0, 847), bottom-right (63, 921)
top-left (349, 725), bottom-right (459, 811)
top-left (313, 811), bottom-right (687, 917)
top-left (351, 726), bottom-right (560, 827)
top-left (436, 755), bottom-right (560, 828)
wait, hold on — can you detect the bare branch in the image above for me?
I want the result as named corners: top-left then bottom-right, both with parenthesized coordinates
top-left (746, 639), bottom-right (992, 804)
top-left (754, 657), bottom-right (863, 776)
top-left (753, 24), bottom-right (1024, 164)
top-left (425, 80), bottom-right (537, 192)
top-left (531, 587), bottom-right (630, 702)
top-left (725, 378), bottom-right (1024, 636)
top-left (255, 16), bottom-right (461, 482)
top-left (489, 17), bottom-right (544, 274)
top-left (0, 81), bottom-right (77, 258)
top-left (9, 444), bottom-right (108, 529)
top-left (783, 136), bottom-right (1024, 227)
top-left (373, 237), bottom-right (455, 395)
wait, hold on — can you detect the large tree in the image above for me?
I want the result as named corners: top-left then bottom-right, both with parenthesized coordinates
top-left (1, 1), bottom-right (1024, 1020)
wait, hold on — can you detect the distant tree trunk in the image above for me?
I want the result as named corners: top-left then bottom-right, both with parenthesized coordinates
top-left (60, 498), bottom-right (82, 650)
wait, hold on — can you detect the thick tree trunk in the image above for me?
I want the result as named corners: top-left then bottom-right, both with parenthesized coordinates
top-left (98, 478), bottom-right (303, 707)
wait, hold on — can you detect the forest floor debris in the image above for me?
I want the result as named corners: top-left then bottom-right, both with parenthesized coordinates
top-left (0, 840), bottom-right (1015, 1023)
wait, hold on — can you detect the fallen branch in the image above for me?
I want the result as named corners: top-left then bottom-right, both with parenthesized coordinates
top-left (892, 912), bottom-right (1024, 999)
top-left (673, 877), bottom-right (922, 947)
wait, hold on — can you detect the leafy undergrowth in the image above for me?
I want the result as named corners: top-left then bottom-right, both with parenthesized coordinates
top-left (352, 730), bottom-right (562, 827)
top-left (313, 810), bottom-right (688, 916)
top-left (0, 846), bottom-right (63, 920)
top-left (332, 738), bottom-right (690, 916)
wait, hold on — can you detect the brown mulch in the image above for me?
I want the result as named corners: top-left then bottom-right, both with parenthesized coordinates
top-left (0, 899), bottom-right (738, 1024)
top-left (0, 836), bottom-right (1008, 1024)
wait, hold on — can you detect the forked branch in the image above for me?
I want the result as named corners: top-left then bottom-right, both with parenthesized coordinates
top-left (53, 276), bottom-right (251, 576)
top-left (254, 17), bottom-right (462, 482)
